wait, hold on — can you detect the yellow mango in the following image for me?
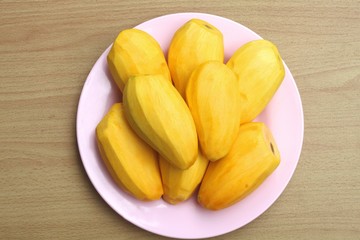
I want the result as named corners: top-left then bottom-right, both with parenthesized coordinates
top-left (107, 29), bottom-right (171, 92)
top-left (168, 19), bottom-right (224, 98)
top-left (160, 150), bottom-right (209, 204)
top-left (96, 103), bottom-right (163, 201)
top-left (186, 61), bottom-right (242, 161)
top-left (198, 122), bottom-right (280, 210)
top-left (123, 74), bottom-right (198, 170)
top-left (226, 39), bottom-right (285, 123)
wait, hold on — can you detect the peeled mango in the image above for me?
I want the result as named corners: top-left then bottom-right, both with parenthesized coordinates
top-left (123, 74), bottom-right (198, 170)
top-left (96, 103), bottom-right (163, 201)
top-left (168, 19), bottom-right (224, 98)
top-left (107, 29), bottom-right (171, 92)
top-left (198, 122), bottom-right (281, 210)
top-left (186, 61), bottom-right (242, 161)
top-left (159, 150), bottom-right (209, 204)
top-left (226, 39), bottom-right (285, 123)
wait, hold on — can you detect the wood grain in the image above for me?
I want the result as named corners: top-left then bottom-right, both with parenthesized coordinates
top-left (0, 1), bottom-right (359, 239)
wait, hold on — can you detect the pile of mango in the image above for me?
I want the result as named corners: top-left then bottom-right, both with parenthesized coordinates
top-left (96, 19), bottom-right (284, 210)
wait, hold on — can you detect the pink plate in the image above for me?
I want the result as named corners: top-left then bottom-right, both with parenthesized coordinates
top-left (76, 13), bottom-right (304, 239)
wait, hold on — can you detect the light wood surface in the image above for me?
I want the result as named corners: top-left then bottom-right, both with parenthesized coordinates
top-left (1, 1), bottom-right (359, 239)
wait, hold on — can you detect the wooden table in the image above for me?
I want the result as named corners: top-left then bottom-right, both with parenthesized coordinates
top-left (1, 1), bottom-right (359, 239)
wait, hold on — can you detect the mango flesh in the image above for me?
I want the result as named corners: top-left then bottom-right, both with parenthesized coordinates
top-left (123, 74), bottom-right (198, 170)
top-left (198, 122), bottom-right (281, 210)
top-left (168, 19), bottom-right (224, 98)
top-left (227, 39), bottom-right (285, 123)
top-left (186, 61), bottom-right (242, 161)
top-left (96, 103), bottom-right (163, 201)
top-left (107, 29), bottom-right (171, 92)
top-left (160, 150), bottom-right (209, 205)
top-left (100, 24), bottom-right (286, 209)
